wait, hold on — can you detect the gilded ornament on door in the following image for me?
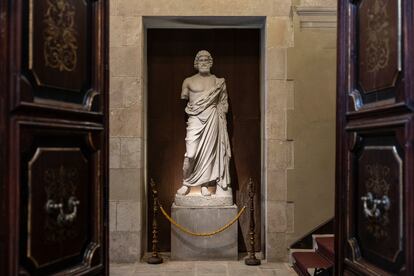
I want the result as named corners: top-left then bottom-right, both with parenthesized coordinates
top-left (43, 0), bottom-right (78, 72)
top-left (364, 164), bottom-right (390, 239)
top-left (44, 165), bottom-right (78, 242)
top-left (365, 0), bottom-right (390, 73)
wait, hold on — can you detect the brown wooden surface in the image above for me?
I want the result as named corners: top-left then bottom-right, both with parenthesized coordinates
top-left (30, 0), bottom-right (88, 92)
top-left (347, 126), bottom-right (406, 273)
top-left (0, 0), bottom-right (109, 275)
top-left (358, 0), bottom-right (399, 94)
top-left (0, 0), bottom-right (10, 273)
top-left (346, 0), bottom-right (406, 111)
top-left (17, 0), bottom-right (103, 109)
top-left (147, 29), bottom-right (261, 252)
top-left (355, 134), bottom-right (403, 266)
top-left (18, 121), bottom-right (104, 274)
top-left (336, 0), bottom-right (414, 275)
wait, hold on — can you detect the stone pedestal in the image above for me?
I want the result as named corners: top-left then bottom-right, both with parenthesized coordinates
top-left (175, 193), bottom-right (233, 207)
top-left (171, 204), bottom-right (238, 260)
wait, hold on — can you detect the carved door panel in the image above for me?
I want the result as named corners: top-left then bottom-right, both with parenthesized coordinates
top-left (0, 0), bottom-right (109, 275)
top-left (336, 0), bottom-right (414, 275)
top-left (17, 0), bottom-right (104, 110)
top-left (343, 121), bottom-right (409, 275)
top-left (345, 0), bottom-right (406, 111)
top-left (17, 122), bottom-right (105, 275)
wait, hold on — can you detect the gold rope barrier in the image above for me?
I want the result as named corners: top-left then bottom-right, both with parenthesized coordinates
top-left (160, 205), bottom-right (246, 237)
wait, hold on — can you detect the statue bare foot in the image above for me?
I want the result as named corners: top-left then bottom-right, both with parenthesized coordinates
top-left (201, 186), bottom-right (211, 196)
top-left (216, 185), bottom-right (232, 196)
top-left (176, 185), bottom-right (190, 195)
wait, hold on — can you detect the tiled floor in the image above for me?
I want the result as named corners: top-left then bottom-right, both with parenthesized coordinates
top-left (110, 259), bottom-right (296, 276)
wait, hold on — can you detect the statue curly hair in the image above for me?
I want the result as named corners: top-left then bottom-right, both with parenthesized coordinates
top-left (193, 50), bottom-right (213, 70)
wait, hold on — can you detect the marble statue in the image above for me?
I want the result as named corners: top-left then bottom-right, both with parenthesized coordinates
top-left (176, 50), bottom-right (232, 201)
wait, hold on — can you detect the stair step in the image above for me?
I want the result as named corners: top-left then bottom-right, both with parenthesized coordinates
top-left (289, 249), bottom-right (315, 266)
top-left (292, 251), bottom-right (332, 275)
top-left (312, 234), bottom-right (334, 250)
top-left (315, 236), bottom-right (334, 263)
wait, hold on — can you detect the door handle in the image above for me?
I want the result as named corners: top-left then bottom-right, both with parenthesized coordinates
top-left (46, 196), bottom-right (80, 225)
top-left (360, 192), bottom-right (390, 218)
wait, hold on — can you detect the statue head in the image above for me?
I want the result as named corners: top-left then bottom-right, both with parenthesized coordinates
top-left (194, 50), bottom-right (213, 73)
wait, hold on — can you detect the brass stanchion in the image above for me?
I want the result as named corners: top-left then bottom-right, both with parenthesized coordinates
top-left (245, 178), bottom-right (261, 266)
top-left (147, 179), bottom-right (163, 264)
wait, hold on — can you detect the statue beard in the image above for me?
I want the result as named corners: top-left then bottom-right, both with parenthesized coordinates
top-left (198, 66), bottom-right (211, 74)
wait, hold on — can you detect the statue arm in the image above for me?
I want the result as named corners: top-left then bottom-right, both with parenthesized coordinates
top-left (220, 84), bottom-right (229, 113)
top-left (181, 79), bottom-right (189, 100)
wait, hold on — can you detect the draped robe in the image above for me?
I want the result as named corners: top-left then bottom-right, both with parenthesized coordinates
top-left (183, 78), bottom-right (231, 188)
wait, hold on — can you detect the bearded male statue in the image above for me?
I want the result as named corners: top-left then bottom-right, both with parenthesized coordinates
top-left (175, 50), bottom-right (232, 199)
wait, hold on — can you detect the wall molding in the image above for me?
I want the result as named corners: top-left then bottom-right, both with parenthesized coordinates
top-left (294, 6), bottom-right (337, 30)
top-left (143, 16), bottom-right (265, 29)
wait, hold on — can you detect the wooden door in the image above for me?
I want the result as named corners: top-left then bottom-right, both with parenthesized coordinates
top-left (0, 0), bottom-right (109, 275)
top-left (147, 29), bottom-right (261, 252)
top-left (336, 0), bottom-right (414, 275)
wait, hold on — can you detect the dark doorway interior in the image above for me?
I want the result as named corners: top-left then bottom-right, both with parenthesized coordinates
top-left (147, 29), bottom-right (261, 251)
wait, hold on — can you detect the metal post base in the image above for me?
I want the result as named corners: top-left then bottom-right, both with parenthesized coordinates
top-left (147, 255), bottom-right (163, 264)
top-left (245, 257), bottom-right (261, 266)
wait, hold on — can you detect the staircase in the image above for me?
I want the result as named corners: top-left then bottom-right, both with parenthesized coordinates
top-left (291, 235), bottom-right (334, 276)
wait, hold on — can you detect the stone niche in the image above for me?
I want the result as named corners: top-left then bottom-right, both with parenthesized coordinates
top-left (146, 24), bottom-right (262, 255)
top-left (109, 11), bottom-right (295, 263)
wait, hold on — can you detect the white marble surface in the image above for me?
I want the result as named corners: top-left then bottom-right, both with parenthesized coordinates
top-left (171, 204), bottom-right (238, 260)
top-left (177, 50), bottom-right (232, 203)
top-left (174, 194), bottom-right (233, 207)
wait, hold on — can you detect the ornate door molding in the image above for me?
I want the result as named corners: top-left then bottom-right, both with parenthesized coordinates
top-left (0, 0), bottom-right (109, 275)
top-left (336, 0), bottom-right (414, 274)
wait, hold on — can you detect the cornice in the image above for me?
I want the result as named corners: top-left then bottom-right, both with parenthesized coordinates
top-left (294, 6), bottom-right (337, 30)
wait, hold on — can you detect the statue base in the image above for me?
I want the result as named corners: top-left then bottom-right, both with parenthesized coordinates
top-left (174, 193), bottom-right (233, 207)
top-left (171, 203), bottom-right (238, 260)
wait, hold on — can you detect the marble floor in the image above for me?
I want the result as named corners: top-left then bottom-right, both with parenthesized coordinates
top-left (110, 260), bottom-right (296, 276)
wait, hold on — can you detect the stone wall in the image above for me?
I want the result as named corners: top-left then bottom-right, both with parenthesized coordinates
top-left (298, 0), bottom-right (336, 7)
top-left (109, 3), bottom-right (144, 262)
top-left (263, 16), bottom-right (294, 261)
top-left (109, 0), bottom-right (336, 262)
top-left (286, 6), bottom-right (337, 246)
